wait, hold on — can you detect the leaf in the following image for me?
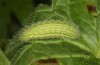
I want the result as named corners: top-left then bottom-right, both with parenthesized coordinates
top-left (10, 42), bottom-right (93, 65)
top-left (5, 0), bottom-right (100, 65)
top-left (69, 0), bottom-right (98, 53)
top-left (58, 58), bottom-right (100, 65)
top-left (96, 0), bottom-right (100, 45)
top-left (30, 0), bottom-right (98, 54)
top-left (95, 0), bottom-right (100, 58)
top-left (0, 49), bottom-right (10, 65)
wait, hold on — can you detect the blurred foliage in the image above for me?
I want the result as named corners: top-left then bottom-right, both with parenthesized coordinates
top-left (0, 0), bottom-right (35, 50)
top-left (0, 0), bottom-right (52, 50)
top-left (0, 0), bottom-right (10, 48)
top-left (0, 49), bottom-right (10, 65)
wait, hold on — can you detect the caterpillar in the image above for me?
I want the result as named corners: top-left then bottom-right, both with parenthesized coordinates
top-left (19, 20), bottom-right (80, 42)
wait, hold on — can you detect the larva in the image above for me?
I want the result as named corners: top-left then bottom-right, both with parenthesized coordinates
top-left (19, 20), bottom-right (80, 42)
top-left (5, 20), bottom-right (81, 60)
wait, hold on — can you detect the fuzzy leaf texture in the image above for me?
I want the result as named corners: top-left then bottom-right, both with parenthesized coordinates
top-left (4, 0), bottom-right (100, 65)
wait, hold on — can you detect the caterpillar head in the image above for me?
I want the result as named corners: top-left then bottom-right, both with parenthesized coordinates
top-left (19, 20), bottom-right (80, 42)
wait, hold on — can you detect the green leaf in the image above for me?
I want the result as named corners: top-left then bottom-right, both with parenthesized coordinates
top-left (0, 49), bottom-right (10, 65)
top-left (95, 0), bottom-right (100, 58)
top-left (97, 0), bottom-right (100, 44)
top-left (28, 0), bottom-right (98, 54)
top-left (10, 42), bottom-right (93, 65)
top-left (5, 0), bottom-right (100, 65)
top-left (69, 0), bottom-right (98, 53)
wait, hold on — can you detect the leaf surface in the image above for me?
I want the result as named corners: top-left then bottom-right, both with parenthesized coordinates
top-left (0, 50), bottom-right (10, 65)
top-left (5, 0), bottom-right (100, 65)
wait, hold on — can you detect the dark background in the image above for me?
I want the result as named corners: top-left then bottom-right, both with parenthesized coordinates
top-left (0, 0), bottom-right (52, 51)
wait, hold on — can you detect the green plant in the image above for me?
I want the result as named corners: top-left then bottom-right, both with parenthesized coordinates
top-left (0, 0), bottom-right (100, 65)
top-left (0, 49), bottom-right (10, 65)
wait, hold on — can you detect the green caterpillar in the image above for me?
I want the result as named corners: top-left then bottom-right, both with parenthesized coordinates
top-left (5, 20), bottom-right (80, 60)
top-left (19, 20), bottom-right (80, 42)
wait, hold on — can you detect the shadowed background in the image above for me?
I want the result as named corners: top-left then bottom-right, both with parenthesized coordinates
top-left (0, 0), bottom-right (51, 51)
